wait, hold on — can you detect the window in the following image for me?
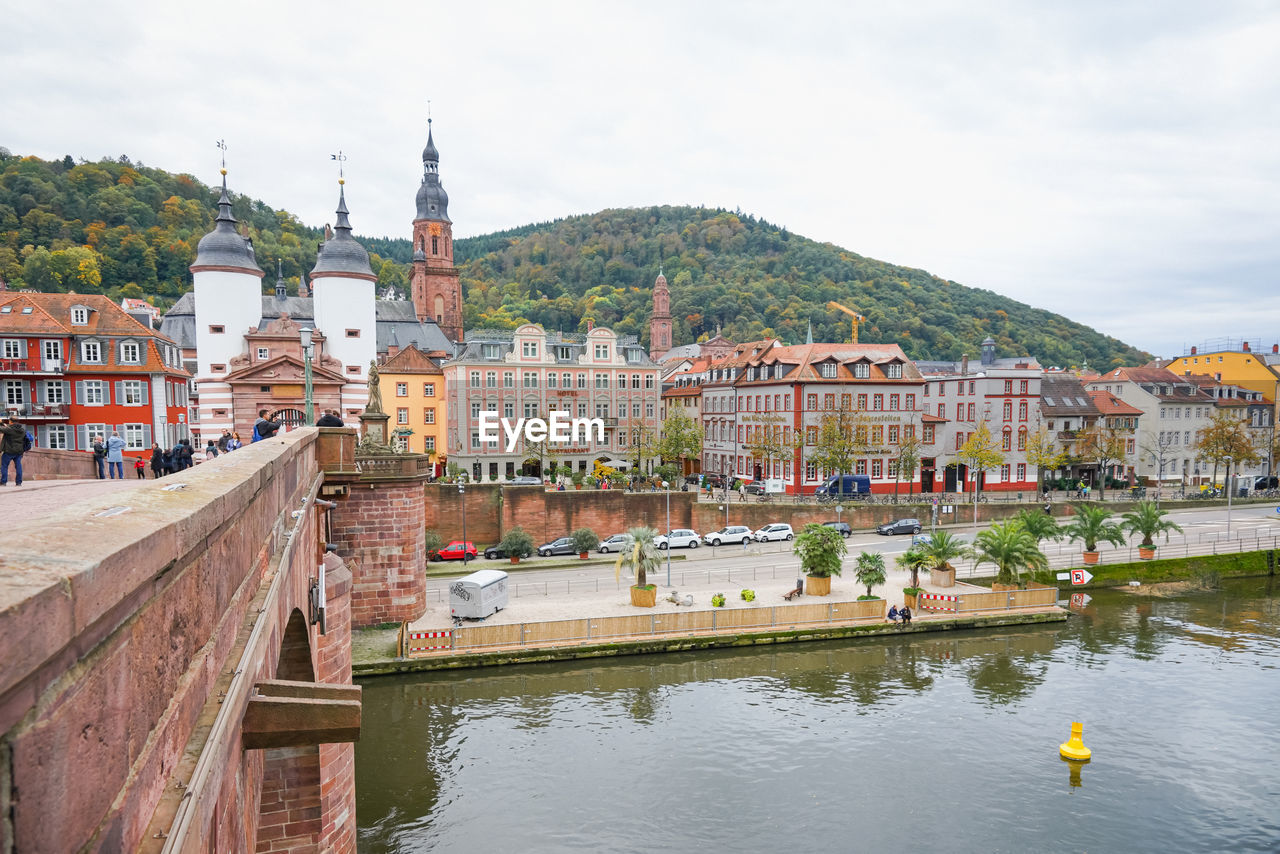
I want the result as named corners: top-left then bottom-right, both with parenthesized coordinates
top-left (645, 374), bottom-right (654, 389)
top-left (577, 403), bottom-right (587, 417)
top-left (923, 425), bottom-right (935, 443)
top-left (471, 402), bottom-right (481, 419)
top-left (955, 431), bottom-right (965, 450)
top-left (1003, 401), bottom-right (1012, 421)
top-left (524, 403), bottom-right (538, 418)
top-left (888, 425), bottom-right (900, 444)
top-left (852, 363), bottom-right (869, 379)
top-left (43, 340), bottom-right (61, 363)
top-left (1019, 380), bottom-right (1028, 394)
top-left (632, 402), bottom-right (642, 418)
top-left (121, 380), bottom-right (145, 405)
top-left (595, 403), bottom-right (610, 418)
top-left (2, 339), bottom-right (20, 359)
top-left (424, 408), bottom-right (435, 424)
top-left (1019, 401), bottom-right (1028, 421)
top-left (424, 382), bottom-right (436, 397)
top-left (889, 393), bottom-right (900, 411)
top-left (471, 431), bottom-right (480, 449)
top-left (71, 307), bottom-right (88, 325)
top-left (905, 393), bottom-right (916, 410)
top-left (841, 394), bottom-right (852, 410)
top-left (595, 374), bottom-right (609, 389)
top-left (805, 461), bottom-right (817, 481)
top-left (938, 403), bottom-right (946, 417)
top-left (968, 382), bottom-right (975, 394)
top-left (594, 343), bottom-right (609, 360)
top-left (872, 426), bottom-right (883, 444)
top-left (820, 363), bottom-right (837, 378)
top-left (857, 394), bottom-right (868, 410)
top-left (470, 370), bottom-right (481, 388)
top-left (872, 459), bottom-right (883, 478)
top-left (81, 380), bottom-right (106, 405)
top-left (806, 426), bottom-right (818, 445)
top-left (1017, 463), bottom-right (1026, 481)
top-left (482, 343), bottom-right (501, 359)
top-left (1001, 428), bottom-right (1012, 451)
top-left (873, 394), bottom-right (883, 411)
top-left (967, 403), bottom-right (976, 421)
top-left (547, 372), bottom-right (557, 389)
top-left (523, 372), bottom-right (539, 388)
top-left (522, 340), bottom-right (538, 358)
top-left (4, 380), bottom-right (23, 406)
top-left (345, 329), bottom-right (360, 338)
top-left (502, 372), bottom-right (513, 388)
top-left (631, 373), bottom-right (640, 389)
top-left (1004, 380), bottom-right (1013, 394)
top-left (42, 425), bottom-right (69, 449)
top-left (43, 381), bottom-right (65, 404)
top-left (617, 374), bottom-right (626, 389)
top-left (256, 347), bottom-right (269, 361)
top-left (81, 341), bottom-right (101, 363)
top-left (821, 394), bottom-right (834, 410)
top-left (346, 366), bottom-right (360, 375)
top-left (397, 408), bottom-right (409, 425)
top-left (1017, 427), bottom-right (1027, 451)
top-left (424, 436), bottom-right (435, 452)
top-left (504, 402), bottom-right (515, 418)
top-left (1001, 464), bottom-right (1011, 482)
top-left (484, 371), bottom-right (496, 388)
top-left (123, 424), bottom-right (147, 450)
top-left (807, 394), bottom-right (818, 410)
top-left (396, 382), bottom-right (408, 397)
top-left (208, 324), bottom-right (224, 334)
top-left (885, 363), bottom-right (902, 379)
top-left (957, 382), bottom-right (964, 396)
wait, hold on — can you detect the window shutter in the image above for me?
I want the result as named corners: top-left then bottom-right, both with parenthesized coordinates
top-left (33, 382), bottom-right (44, 405)
top-left (115, 381), bottom-right (124, 405)
top-left (37, 426), bottom-right (48, 446)
top-left (141, 383), bottom-right (149, 406)
top-left (77, 425), bottom-right (88, 450)
top-left (75, 381), bottom-right (84, 404)
top-left (142, 424), bottom-right (151, 447)
top-left (59, 381), bottom-right (69, 405)
top-left (116, 424), bottom-right (125, 437)
top-left (18, 340), bottom-right (28, 359)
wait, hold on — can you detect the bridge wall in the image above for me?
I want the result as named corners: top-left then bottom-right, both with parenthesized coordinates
top-left (0, 429), bottom-right (354, 851)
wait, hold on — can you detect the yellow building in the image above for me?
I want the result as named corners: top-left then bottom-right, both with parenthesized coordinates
top-left (378, 344), bottom-right (447, 470)
top-left (1163, 344), bottom-right (1280, 409)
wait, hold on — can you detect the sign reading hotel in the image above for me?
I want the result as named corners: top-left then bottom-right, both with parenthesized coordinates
top-left (477, 412), bottom-right (606, 453)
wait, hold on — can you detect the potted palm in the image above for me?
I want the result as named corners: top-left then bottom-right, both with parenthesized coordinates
top-left (973, 520), bottom-right (1048, 590)
top-left (499, 527), bottom-right (534, 564)
top-left (895, 547), bottom-right (930, 608)
top-left (793, 522), bottom-right (847, 596)
top-left (616, 525), bottom-right (661, 607)
top-left (571, 470), bottom-right (584, 490)
top-left (916, 530), bottom-right (971, 589)
top-left (1063, 503), bottom-right (1125, 565)
top-left (854, 551), bottom-right (887, 600)
top-left (571, 527), bottom-right (599, 559)
top-left (1121, 500), bottom-right (1183, 560)
top-left (1014, 508), bottom-right (1062, 547)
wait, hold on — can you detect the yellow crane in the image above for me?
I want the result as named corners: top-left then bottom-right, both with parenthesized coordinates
top-left (827, 301), bottom-right (866, 343)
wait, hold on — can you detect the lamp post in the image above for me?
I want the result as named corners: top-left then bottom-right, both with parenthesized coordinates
top-left (458, 481), bottom-right (468, 563)
top-left (299, 326), bottom-right (314, 426)
top-left (662, 480), bottom-right (672, 586)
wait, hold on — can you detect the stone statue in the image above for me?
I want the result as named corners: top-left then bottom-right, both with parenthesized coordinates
top-left (366, 360), bottom-right (383, 414)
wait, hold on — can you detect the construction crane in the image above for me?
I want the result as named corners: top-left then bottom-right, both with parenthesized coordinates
top-left (827, 301), bottom-right (866, 344)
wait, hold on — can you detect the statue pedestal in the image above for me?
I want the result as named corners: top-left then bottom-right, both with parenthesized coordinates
top-left (359, 411), bottom-right (390, 447)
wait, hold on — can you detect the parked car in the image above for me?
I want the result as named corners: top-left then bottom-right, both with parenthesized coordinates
top-left (597, 533), bottom-right (635, 553)
top-left (822, 521), bottom-right (853, 538)
top-left (754, 523), bottom-right (794, 542)
top-left (703, 474), bottom-right (727, 489)
top-left (877, 518), bottom-right (922, 536)
top-left (814, 473), bottom-right (872, 499)
top-left (509, 475), bottom-right (542, 485)
top-left (432, 540), bottom-right (477, 561)
top-left (653, 529), bottom-right (701, 549)
top-left (537, 537), bottom-right (578, 557)
top-left (1254, 476), bottom-right (1279, 490)
top-left (743, 481), bottom-right (766, 496)
top-left (703, 525), bottom-right (753, 546)
top-left (484, 542), bottom-right (533, 560)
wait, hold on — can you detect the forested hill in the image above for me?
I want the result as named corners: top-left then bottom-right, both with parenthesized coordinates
top-left (0, 149), bottom-right (1146, 367)
top-left (445, 206), bottom-right (1147, 368)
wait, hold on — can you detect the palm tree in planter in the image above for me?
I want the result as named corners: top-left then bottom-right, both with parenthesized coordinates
top-left (617, 526), bottom-right (662, 607)
top-left (793, 522), bottom-right (847, 596)
top-left (973, 521), bottom-right (1048, 590)
top-left (571, 527), bottom-right (599, 558)
top-left (895, 547), bottom-right (930, 609)
top-left (499, 527), bottom-right (534, 564)
top-left (1062, 503), bottom-right (1125, 565)
top-left (917, 530), bottom-right (972, 589)
top-left (1014, 508), bottom-right (1062, 547)
top-left (1122, 500), bottom-right (1183, 560)
top-left (854, 551), bottom-right (887, 600)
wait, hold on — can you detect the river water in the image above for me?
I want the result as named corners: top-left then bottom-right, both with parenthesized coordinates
top-left (355, 577), bottom-right (1280, 853)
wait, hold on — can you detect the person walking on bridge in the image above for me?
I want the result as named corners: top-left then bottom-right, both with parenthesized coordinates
top-left (105, 431), bottom-right (126, 479)
top-left (0, 417), bottom-right (28, 486)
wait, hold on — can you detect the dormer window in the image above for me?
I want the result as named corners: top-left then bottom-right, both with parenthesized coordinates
top-left (885, 362), bottom-right (903, 379)
top-left (594, 343), bottom-right (609, 360)
top-left (521, 340), bottom-right (538, 358)
top-left (119, 341), bottom-right (140, 364)
top-left (80, 340), bottom-right (102, 363)
top-left (852, 362), bottom-right (870, 379)
top-left (819, 363), bottom-right (837, 379)
top-left (481, 343), bottom-right (501, 360)
top-left (71, 307), bottom-right (88, 325)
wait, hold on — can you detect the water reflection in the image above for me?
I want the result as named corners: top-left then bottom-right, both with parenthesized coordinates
top-left (357, 577), bottom-right (1280, 853)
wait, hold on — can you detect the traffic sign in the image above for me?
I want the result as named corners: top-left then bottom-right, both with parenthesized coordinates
top-left (1070, 568), bottom-right (1093, 586)
top-left (1056, 571), bottom-right (1071, 581)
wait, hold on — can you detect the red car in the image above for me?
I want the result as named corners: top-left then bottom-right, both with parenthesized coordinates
top-left (431, 540), bottom-right (477, 562)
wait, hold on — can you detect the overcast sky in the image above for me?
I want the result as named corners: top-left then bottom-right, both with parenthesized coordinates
top-left (4, 0), bottom-right (1278, 360)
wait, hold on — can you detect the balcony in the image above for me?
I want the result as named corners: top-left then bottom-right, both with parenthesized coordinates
top-left (0, 358), bottom-right (66, 374)
top-left (2, 403), bottom-right (68, 420)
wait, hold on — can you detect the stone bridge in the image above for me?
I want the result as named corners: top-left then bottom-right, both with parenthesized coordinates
top-left (0, 428), bottom-right (415, 852)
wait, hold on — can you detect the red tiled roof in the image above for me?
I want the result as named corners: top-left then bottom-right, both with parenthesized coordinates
top-left (1086, 389), bottom-right (1143, 416)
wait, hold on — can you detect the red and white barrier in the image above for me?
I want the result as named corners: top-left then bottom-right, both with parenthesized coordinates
top-left (917, 593), bottom-right (959, 612)
top-left (406, 629), bottom-right (453, 653)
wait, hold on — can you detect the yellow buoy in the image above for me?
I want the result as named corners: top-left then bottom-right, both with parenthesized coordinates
top-left (1059, 721), bottom-right (1092, 761)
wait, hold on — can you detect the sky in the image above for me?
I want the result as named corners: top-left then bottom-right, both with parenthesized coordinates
top-left (3, 0), bottom-right (1278, 360)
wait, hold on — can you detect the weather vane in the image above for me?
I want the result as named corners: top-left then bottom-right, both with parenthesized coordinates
top-left (331, 149), bottom-right (346, 184)
top-left (215, 139), bottom-right (227, 175)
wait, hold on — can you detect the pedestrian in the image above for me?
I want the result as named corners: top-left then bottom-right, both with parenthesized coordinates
top-left (91, 434), bottom-right (106, 479)
top-left (150, 443), bottom-right (164, 478)
top-left (206, 439), bottom-right (218, 459)
top-left (105, 430), bottom-right (126, 479)
top-left (1043, 501), bottom-right (1052, 515)
top-left (888, 604), bottom-right (900, 623)
top-left (134, 457), bottom-right (146, 479)
top-left (217, 429), bottom-right (231, 453)
top-left (738, 482), bottom-right (746, 502)
top-left (180, 439), bottom-right (194, 469)
top-left (0, 416), bottom-right (29, 486)
top-left (316, 409), bottom-right (344, 427)
top-left (900, 605), bottom-right (912, 627)
top-left (162, 449), bottom-right (175, 476)
top-left (253, 409), bottom-right (281, 442)
top-left (228, 432), bottom-right (243, 451)
top-left (170, 439), bottom-right (186, 471)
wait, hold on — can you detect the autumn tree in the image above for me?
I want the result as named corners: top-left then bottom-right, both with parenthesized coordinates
top-left (1139, 430), bottom-right (1179, 502)
top-left (1075, 422), bottom-right (1130, 499)
top-left (807, 408), bottom-right (875, 480)
top-left (954, 421), bottom-right (1004, 505)
top-left (893, 424), bottom-right (924, 501)
top-left (1025, 424), bottom-right (1069, 495)
top-left (744, 410), bottom-right (790, 480)
top-left (1194, 411), bottom-right (1260, 490)
top-left (657, 409), bottom-right (702, 476)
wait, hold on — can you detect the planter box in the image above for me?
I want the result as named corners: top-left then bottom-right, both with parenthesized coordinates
top-left (932, 567), bottom-right (956, 588)
top-left (991, 582), bottom-right (1020, 592)
top-left (1082, 551), bottom-right (1100, 565)
top-left (1138, 546), bottom-right (1156, 560)
top-left (630, 585), bottom-right (657, 607)
top-left (806, 575), bottom-right (832, 596)
top-left (903, 592), bottom-right (918, 609)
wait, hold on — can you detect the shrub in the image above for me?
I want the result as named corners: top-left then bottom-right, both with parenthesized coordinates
top-left (424, 530), bottom-right (445, 561)
top-left (571, 527), bottom-right (599, 553)
top-left (498, 527), bottom-right (534, 559)
top-left (711, 592), bottom-right (726, 607)
top-left (740, 588), bottom-right (756, 602)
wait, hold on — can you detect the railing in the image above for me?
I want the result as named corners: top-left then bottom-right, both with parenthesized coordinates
top-left (431, 598), bottom-right (889, 653)
top-left (0, 358), bottom-right (65, 373)
top-left (354, 453), bottom-right (434, 478)
top-left (1, 403), bottom-right (67, 418)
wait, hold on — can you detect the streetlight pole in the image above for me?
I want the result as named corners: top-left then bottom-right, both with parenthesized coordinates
top-left (299, 327), bottom-right (314, 425)
top-left (663, 480), bottom-right (671, 586)
top-left (458, 481), bottom-right (468, 563)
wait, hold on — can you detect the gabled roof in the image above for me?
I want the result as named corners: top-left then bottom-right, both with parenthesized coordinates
top-left (380, 344), bottom-right (443, 375)
top-left (1040, 377), bottom-right (1101, 417)
top-left (738, 342), bottom-right (921, 384)
top-left (223, 353), bottom-right (347, 385)
top-left (1087, 389), bottom-right (1143, 416)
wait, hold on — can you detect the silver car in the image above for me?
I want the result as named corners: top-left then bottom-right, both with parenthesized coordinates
top-left (597, 533), bottom-right (635, 554)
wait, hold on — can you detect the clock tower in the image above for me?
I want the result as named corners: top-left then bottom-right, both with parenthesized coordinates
top-left (410, 119), bottom-right (463, 343)
top-left (649, 268), bottom-right (673, 361)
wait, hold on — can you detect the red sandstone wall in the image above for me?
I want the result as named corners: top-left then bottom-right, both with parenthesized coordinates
top-left (331, 481), bottom-right (427, 628)
top-left (16, 446), bottom-right (96, 480)
top-left (0, 430), bottom-right (350, 852)
top-left (317, 554), bottom-right (357, 851)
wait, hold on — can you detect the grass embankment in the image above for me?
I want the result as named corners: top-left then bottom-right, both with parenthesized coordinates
top-left (965, 550), bottom-right (1276, 591)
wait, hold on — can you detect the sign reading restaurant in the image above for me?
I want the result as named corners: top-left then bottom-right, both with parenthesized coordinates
top-left (477, 411), bottom-right (606, 453)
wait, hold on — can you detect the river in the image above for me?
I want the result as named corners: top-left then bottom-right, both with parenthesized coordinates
top-left (355, 577), bottom-right (1280, 852)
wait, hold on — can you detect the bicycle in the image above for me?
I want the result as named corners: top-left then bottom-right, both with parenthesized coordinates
top-left (793, 494), bottom-right (811, 505)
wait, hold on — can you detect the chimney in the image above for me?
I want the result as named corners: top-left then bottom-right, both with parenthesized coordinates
top-left (1190, 346), bottom-right (1197, 355)
top-left (586, 320), bottom-right (594, 331)
top-left (960, 354), bottom-right (969, 376)
top-left (1242, 341), bottom-right (1250, 352)
top-left (387, 345), bottom-right (399, 358)
top-left (1273, 344), bottom-right (1278, 354)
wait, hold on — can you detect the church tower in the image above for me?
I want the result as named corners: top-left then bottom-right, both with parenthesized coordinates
top-left (649, 268), bottom-right (673, 361)
top-left (410, 120), bottom-right (463, 342)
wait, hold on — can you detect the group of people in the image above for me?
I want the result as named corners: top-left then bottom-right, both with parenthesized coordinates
top-left (887, 604), bottom-right (913, 627)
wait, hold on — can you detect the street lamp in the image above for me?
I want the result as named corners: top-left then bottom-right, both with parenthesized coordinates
top-left (458, 481), bottom-right (468, 563)
top-left (299, 326), bottom-right (314, 426)
top-left (662, 480), bottom-right (672, 586)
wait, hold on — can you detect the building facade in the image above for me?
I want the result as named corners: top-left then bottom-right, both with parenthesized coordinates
top-left (378, 343), bottom-right (447, 464)
top-left (442, 324), bottom-right (660, 481)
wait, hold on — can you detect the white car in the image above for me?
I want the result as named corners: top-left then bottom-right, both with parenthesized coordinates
top-left (754, 523), bottom-right (794, 542)
top-left (703, 525), bottom-right (754, 546)
top-left (653, 529), bottom-right (701, 550)
top-left (597, 533), bottom-right (634, 554)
